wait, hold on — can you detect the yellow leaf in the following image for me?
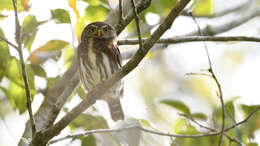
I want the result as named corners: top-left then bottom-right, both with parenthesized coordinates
top-left (182, 76), bottom-right (217, 106)
top-left (224, 50), bottom-right (244, 67)
top-left (28, 40), bottom-right (69, 64)
top-left (193, 0), bottom-right (213, 16)
top-left (146, 52), bottom-right (154, 59)
top-left (21, 0), bottom-right (30, 10)
top-left (68, 0), bottom-right (80, 18)
top-left (74, 17), bottom-right (87, 41)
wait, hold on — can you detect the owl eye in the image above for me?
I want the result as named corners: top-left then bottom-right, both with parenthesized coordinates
top-left (88, 27), bottom-right (95, 33)
top-left (103, 27), bottom-right (109, 33)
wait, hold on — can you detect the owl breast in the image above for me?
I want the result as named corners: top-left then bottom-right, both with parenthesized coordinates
top-left (78, 38), bottom-right (123, 100)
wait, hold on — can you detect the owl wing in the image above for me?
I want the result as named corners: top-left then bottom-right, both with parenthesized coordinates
top-left (113, 45), bottom-right (122, 67)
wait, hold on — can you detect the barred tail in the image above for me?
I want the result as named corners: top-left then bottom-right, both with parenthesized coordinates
top-left (108, 99), bottom-right (124, 121)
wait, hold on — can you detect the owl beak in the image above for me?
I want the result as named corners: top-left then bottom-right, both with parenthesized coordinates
top-left (96, 29), bottom-right (102, 37)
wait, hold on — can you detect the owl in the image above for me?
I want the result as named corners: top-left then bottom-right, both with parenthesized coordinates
top-left (77, 22), bottom-right (124, 121)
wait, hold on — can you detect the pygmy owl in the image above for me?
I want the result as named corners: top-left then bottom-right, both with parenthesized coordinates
top-left (77, 22), bottom-right (124, 121)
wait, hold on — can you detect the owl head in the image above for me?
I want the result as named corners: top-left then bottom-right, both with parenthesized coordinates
top-left (81, 22), bottom-right (117, 42)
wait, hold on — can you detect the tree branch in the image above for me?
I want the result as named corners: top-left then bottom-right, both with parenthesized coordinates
top-left (119, 35), bottom-right (260, 60)
top-left (181, 114), bottom-right (243, 146)
top-left (0, 35), bottom-right (19, 50)
top-left (118, 0), bottom-right (124, 23)
top-left (49, 107), bottom-right (260, 145)
top-left (30, 0), bottom-right (191, 145)
top-left (12, 0), bottom-right (36, 136)
top-left (113, 0), bottom-right (152, 34)
top-left (187, 2), bottom-right (260, 36)
top-left (225, 106), bottom-right (260, 131)
top-left (130, 0), bottom-right (143, 50)
top-left (190, 13), bottom-right (225, 146)
top-left (118, 36), bottom-right (260, 45)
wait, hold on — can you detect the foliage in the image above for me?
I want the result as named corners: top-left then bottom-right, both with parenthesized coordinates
top-left (0, 0), bottom-right (259, 146)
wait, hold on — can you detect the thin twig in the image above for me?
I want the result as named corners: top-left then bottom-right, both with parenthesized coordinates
top-left (130, 0), bottom-right (143, 50)
top-left (181, 114), bottom-right (243, 146)
top-left (12, 0), bottom-right (36, 136)
top-left (118, 36), bottom-right (260, 45)
top-left (0, 35), bottom-right (19, 50)
top-left (48, 125), bottom-right (218, 145)
top-left (119, 0), bottom-right (124, 22)
top-left (186, 72), bottom-right (212, 77)
top-left (48, 106), bottom-right (260, 145)
top-left (225, 106), bottom-right (260, 131)
top-left (190, 13), bottom-right (226, 146)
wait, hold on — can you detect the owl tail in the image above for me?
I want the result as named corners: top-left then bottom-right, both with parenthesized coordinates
top-left (108, 99), bottom-right (124, 121)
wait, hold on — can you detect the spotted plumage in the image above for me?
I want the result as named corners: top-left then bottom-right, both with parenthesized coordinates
top-left (77, 22), bottom-right (124, 121)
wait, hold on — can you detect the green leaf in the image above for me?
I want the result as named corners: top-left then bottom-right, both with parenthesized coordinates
top-left (0, 0), bottom-right (23, 11)
top-left (23, 31), bottom-right (36, 52)
top-left (225, 100), bottom-right (235, 121)
top-left (0, 13), bottom-right (8, 20)
top-left (191, 112), bottom-right (207, 121)
top-left (8, 82), bottom-right (27, 114)
top-left (28, 40), bottom-right (69, 64)
top-left (241, 104), bottom-right (260, 115)
top-left (70, 114), bottom-right (108, 130)
top-left (0, 27), bottom-right (11, 69)
top-left (0, 69), bottom-right (4, 82)
top-left (76, 85), bottom-right (86, 99)
top-left (51, 9), bottom-right (71, 24)
top-left (174, 118), bottom-right (198, 134)
top-left (160, 100), bottom-right (191, 114)
top-left (85, 5), bottom-right (109, 22)
top-left (64, 47), bottom-right (74, 67)
top-left (5, 57), bottom-right (35, 89)
top-left (144, 0), bottom-right (178, 17)
top-left (30, 64), bottom-right (46, 77)
top-left (248, 142), bottom-right (258, 146)
top-left (193, 0), bottom-right (213, 16)
top-left (81, 135), bottom-right (97, 146)
top-left (4, 58), bottom-right (36, 114)
top-left (83, 0), bottom-right (101, 6)
top-left (0, 86), bottom-right (8, 96)
top-left (21, 15), bottom-right (47, 51)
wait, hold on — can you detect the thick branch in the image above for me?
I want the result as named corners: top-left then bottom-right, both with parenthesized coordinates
top-left (30, 0), bottom-right (191, 145)
top-left (112, 0), bottom-right (152, 34)
top-left (118, 0), bottom-right (124, 22)
top-left (12, 0), bottom-right (36, 136)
